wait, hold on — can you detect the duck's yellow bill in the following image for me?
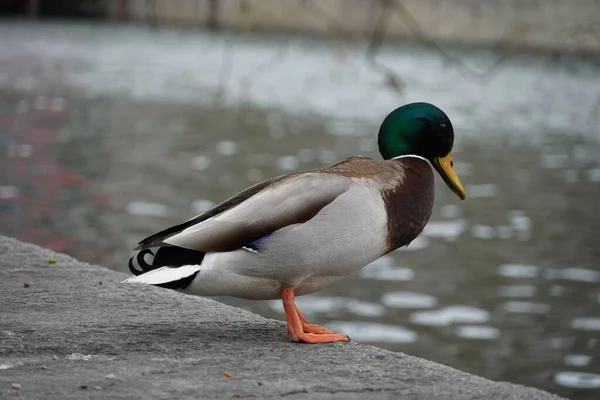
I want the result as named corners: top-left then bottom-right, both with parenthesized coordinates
top-left (432, 152), bottom-right (467, 200)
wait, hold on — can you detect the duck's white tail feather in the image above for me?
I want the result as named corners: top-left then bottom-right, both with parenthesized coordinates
top-left (122, 264), bottom-right (202, 285)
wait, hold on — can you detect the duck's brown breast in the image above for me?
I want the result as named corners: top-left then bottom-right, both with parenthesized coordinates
top-left (380, 157), bottom-right (435, 253)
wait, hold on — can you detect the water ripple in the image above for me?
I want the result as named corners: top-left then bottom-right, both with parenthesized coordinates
top-left (125, 201), bottom-right (170, 217)
top-left (564, 354), bottom-right (592, 367)
top-left (472, 224), bottom-right (495, 239)
top-left (191, 199), bottom-right (215, 214)
top-left (571, 317), bottom-right (600, 331)
top-left (498, 264), bottom-right (539, 278)
top-left (410, 306), bottom-right (490, 327)
top-left (422, 219), bottom-right (466, 241)
top-left (325, 321), bottom-right (419, 344)
top-left (276, 155), bottom-right (299, 171)
top-left (455, 325), bottom-right (501, 340)
top-left (381, 292), bottom-right (438, 309)
top-left (191, 155), bottom-right (211, 170)
top-left (503, 301), bottom-right (550, 314)
top-left (545, 267), bottom-right (600, 283)
top-left (507, 211), bottom-right (532, 241)
top-left (359, 257), bottom-right (415, 281)
top-left (359, 266), bottom-right (415, 281)
top-left (465, 183), bottom-right (498, 198)
top-left (555, 371), bottom-right (600, 389)
top-left (216, 140), bottom-right (238, 156)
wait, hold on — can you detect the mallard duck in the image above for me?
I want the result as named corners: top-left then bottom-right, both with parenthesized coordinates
top-left (123, 102), bottom-right (466, 343)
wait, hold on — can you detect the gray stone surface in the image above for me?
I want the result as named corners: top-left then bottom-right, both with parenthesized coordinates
top-left (0, 235), bottom-right (565, 400)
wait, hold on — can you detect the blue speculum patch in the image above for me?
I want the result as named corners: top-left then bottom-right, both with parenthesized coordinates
top-left (246, 235), bottom-right (270, 251)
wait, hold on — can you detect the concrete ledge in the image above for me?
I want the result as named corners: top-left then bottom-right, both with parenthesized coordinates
top-left (0, 235), bottom-right (564, 399)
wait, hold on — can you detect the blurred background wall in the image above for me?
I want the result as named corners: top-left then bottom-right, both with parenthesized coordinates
top-left (2, 0), bottom-right (599, 53)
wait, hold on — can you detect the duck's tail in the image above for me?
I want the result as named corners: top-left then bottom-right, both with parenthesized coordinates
top-left (124, 246), bottom-right (205, 290)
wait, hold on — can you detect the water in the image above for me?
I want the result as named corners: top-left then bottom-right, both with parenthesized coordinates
top-left (1, 21), bottom-right (600, 399)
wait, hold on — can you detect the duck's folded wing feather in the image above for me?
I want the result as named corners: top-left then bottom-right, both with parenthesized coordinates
top-left (134, 173), bottom-right (288, 250)
top-left (137, 173), bottom-right (350, 252)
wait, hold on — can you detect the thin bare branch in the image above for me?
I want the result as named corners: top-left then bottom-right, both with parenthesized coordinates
top-left (389, 0), bottom-right (509, 84)
top-left (216, 36), bottom-right (234, 103)
top-left (365, 0), bottom-right (405, 92)
top-left (238, 39), bottom-right (291, 98)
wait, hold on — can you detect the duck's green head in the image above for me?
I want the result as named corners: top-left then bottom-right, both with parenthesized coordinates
top-left (378, 102), bottom-right (467, 200)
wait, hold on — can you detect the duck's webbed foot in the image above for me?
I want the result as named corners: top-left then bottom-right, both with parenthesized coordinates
top-left (281, 287), bottom-right (350, 344)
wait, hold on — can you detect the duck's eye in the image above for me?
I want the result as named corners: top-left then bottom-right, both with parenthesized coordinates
top-left (440, 123), bottom-right (447, 129)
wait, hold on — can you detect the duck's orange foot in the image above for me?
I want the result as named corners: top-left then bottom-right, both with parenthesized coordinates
top-left (281, 288), bottom-right (350, 344)
top-left (284, 322), bottom-right (337, 340)
top-left (286, 330), bottom-right (350, 343)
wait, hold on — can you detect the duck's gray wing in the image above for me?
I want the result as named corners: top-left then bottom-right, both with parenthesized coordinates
top-left (134, 174), bottom-right (290, 250)
top-left (134, 172), bottom-right (351, 252)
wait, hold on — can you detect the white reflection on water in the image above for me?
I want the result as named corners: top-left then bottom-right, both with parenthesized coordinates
top-left (191, 155), bottom-right (211, 170)
top-left (507, 210), bottom-right (532, 241)
top-left (465, 183), bottom-right (498, 198)
top-left (276, 155), bottom-right (299, 171)
top-left (422, 219), bottom-right (466, 241)
top-left (359, 254), bottom-right (415, 280)
top-left (318, 149), bottom-right (337, 164)
top-left (125, 201), bottom-right (170, 217)
top-left (472, 224), bottom-right (495, 239)
top-left (0, 185), bottom-right (19, 199)
top-left (503, 301), bottom-right (550, 314)
top-left (216, 140), bottom-right (238, 156)
top-left (191, 199), bottom-right (215, 214)
top-left (325, 321), bottom-right (418, 344)
top-left (410, 306), bottom-right (490, 327)
top-left (571, 317), bottom-right (600, 331)
top-left (381, 291), bottom-right (438, 309)
top-left (555, 371), bottom-right (600, 389)
top-left (359, 266), bottom-right (415, 281)
top-left (497, 263), bottom-right (539, 278)
top-left (564, 354), bottom-right (592, 367)
top-left (545, 267), bottom-right (600, 283)
top-left (455, 325), bottom-right (500, 340)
